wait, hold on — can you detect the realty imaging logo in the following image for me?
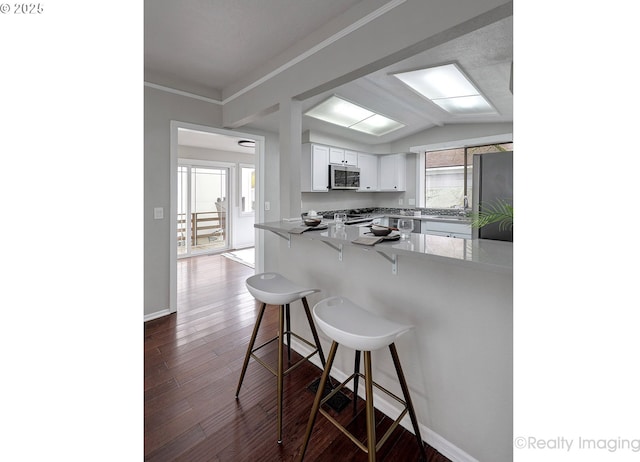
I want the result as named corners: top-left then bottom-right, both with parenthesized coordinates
top-left (514, 436), bottom-right (640, 453)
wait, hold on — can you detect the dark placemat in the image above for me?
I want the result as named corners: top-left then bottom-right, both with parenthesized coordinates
top-left (307, 377), bottom-right (351, 413)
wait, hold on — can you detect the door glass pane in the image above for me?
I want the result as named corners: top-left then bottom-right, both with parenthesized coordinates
top-left (177, 163), bottom-right (229, 258)
top-left (191, 167), bottom-right (228, 254)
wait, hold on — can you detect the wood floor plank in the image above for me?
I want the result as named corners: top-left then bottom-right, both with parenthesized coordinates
top-left (144, 254), bottom-right (451, 461)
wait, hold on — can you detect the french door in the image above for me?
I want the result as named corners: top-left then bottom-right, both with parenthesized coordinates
top-left (177, 162), bottom-right (230, 257)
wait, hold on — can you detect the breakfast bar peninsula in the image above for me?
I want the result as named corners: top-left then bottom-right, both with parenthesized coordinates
top-left (256, 219), bottom-right (513, 462)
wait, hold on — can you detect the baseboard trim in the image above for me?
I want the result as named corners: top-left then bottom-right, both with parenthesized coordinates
top-left (144, 309), bottom-right (173, 322)
top-left (291, 339), bottom-right (479, 462)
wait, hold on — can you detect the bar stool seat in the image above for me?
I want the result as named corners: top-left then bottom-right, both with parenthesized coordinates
top-left (312, 296), bottom-right (412, 351)
top-left (299, 296), bottom-right (427, 462)
top-left (245, 272), bottom-right (318, 306)
top-left (236, 273), bottom-right (326, 444)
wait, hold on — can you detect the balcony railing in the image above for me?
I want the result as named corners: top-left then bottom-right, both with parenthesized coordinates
top-left (177, 210), bottom-right (226, 245)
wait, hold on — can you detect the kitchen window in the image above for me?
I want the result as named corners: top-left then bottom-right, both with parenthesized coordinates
top-left (424, 142), bottom-right (513, 209)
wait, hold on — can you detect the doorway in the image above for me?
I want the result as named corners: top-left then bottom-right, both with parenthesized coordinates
top-left (177, 162), bottom-right (230, 257)
top-left (169, 121), bottom-right (265, 314)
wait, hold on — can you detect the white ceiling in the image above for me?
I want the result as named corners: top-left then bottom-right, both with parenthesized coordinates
top-left (145, 0), bottom-right (362, 97)
top-left (145, 1), bottom-right (512, 149)
top-left (177, 128), bottom-right (256, 154)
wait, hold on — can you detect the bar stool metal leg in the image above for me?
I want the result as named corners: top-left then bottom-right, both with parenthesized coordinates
top-left (301, 297), bottom-right (326, 367)
top-left (353, 350), bottom-right (361, 414)
top-left (235, 302), bottom-right (267, 398)
top-left (241, 273), bottom-right (325, 445)
top-left (363, 351), bottom-right (376, 462)
top-left (298, 341), bottom-right (339, 461)
top-left (277, 304), bottom-right (285, 444)
top-left (389, 343), bottom-right (427, 462)
top-left (285, 303), bottom-right (291, 363)
top-left (303, 296), bottom-right (426, 460)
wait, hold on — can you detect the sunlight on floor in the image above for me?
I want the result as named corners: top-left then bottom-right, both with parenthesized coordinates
top-left (221, 247), bottom-right (255, 268)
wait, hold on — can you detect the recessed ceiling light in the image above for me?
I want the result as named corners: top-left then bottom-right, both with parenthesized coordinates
top-left (304, 95), bottom-right (405, 136)
top-left (238, 140), bottom-right (256, 148)
top-left (392, 63), bottom-right (497, 115)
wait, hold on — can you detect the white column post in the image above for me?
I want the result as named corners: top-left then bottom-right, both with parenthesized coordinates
top-left (278, 98), bottom-right (302, 219)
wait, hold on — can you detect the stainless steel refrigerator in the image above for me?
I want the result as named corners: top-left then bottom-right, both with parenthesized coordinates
top-left (472, 151), bottom-right (513, 242)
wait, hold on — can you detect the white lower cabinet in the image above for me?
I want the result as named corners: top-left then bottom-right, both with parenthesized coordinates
top-left (422, 220), bottom-right (472, 238)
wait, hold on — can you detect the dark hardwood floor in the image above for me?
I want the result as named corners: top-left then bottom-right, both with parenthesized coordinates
top-left (144, 254), bottom-right (451, 461)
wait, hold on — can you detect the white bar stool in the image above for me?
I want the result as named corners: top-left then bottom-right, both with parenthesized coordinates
top-left (236, 273), bottom-right (326, 444)
top-left (298, 296), bottom-right (427, 462)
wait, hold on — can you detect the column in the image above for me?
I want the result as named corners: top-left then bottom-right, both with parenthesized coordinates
top-left (278, 98), bottom-right (302, 219)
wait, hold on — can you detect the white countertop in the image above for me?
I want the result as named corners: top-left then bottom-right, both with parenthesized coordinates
top-left (256, 220), bottom-right (512, 273)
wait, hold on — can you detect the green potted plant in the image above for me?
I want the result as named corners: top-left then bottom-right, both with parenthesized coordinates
top-left (470, 199), bottom-right (513, 231)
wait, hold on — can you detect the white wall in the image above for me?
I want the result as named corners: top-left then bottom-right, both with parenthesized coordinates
top-left (301, 191), bottom-right (401, 213)
top-left (144, 86), bottom-right (223, 316)
top-left (144, 86), bottom-right (281, 316)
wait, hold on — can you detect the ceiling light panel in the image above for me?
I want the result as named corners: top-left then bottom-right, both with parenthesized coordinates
top-left (304, 95), bottom-right (405, 136)
top-left (304, 95), bottom-right (374, 127)
top-left (433, 95), bottom-right (495, 114)
top-left (393, 63), bottom-right (497, 115)
top-left (350, 114), bottom-right (405, 136)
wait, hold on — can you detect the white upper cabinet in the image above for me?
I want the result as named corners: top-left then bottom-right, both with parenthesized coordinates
top-left (329, 147), bottom-right (358, 166)
top-left (344, 150), bottom-right (358, 166)
top-left (357, 153), bottom-right (378, 191)
top-left (378, 153), bottom-right (406, 191)
top-left (302, 144), bottom-right (406, 193)
top-left (301, 144), bottom-right (329, 192)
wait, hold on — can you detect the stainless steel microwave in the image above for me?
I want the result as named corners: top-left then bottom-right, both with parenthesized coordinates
top-left (329, 164), bottom-right (360, 190)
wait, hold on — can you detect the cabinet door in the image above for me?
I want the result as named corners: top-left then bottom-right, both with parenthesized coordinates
top-left (311, 145), bottom-right (329, 191)
top-left (379, 154), bottom-right (406, 191)
top-left (357, 153), bottom-right (378, 191)
top-left (344, 150), bottom-right (358, 166)
top-left (379, 155), bottom-right (397, 190)
top-left (329, 147), bottom-right (345, 164)
top-left (424, 220), bottom-right (471, 237)
top-left (395, 154), bottom-right (406, 191)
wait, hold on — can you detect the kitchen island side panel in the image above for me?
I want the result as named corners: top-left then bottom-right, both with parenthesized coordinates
top-left (270, 234), bottom-right (512, 462)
